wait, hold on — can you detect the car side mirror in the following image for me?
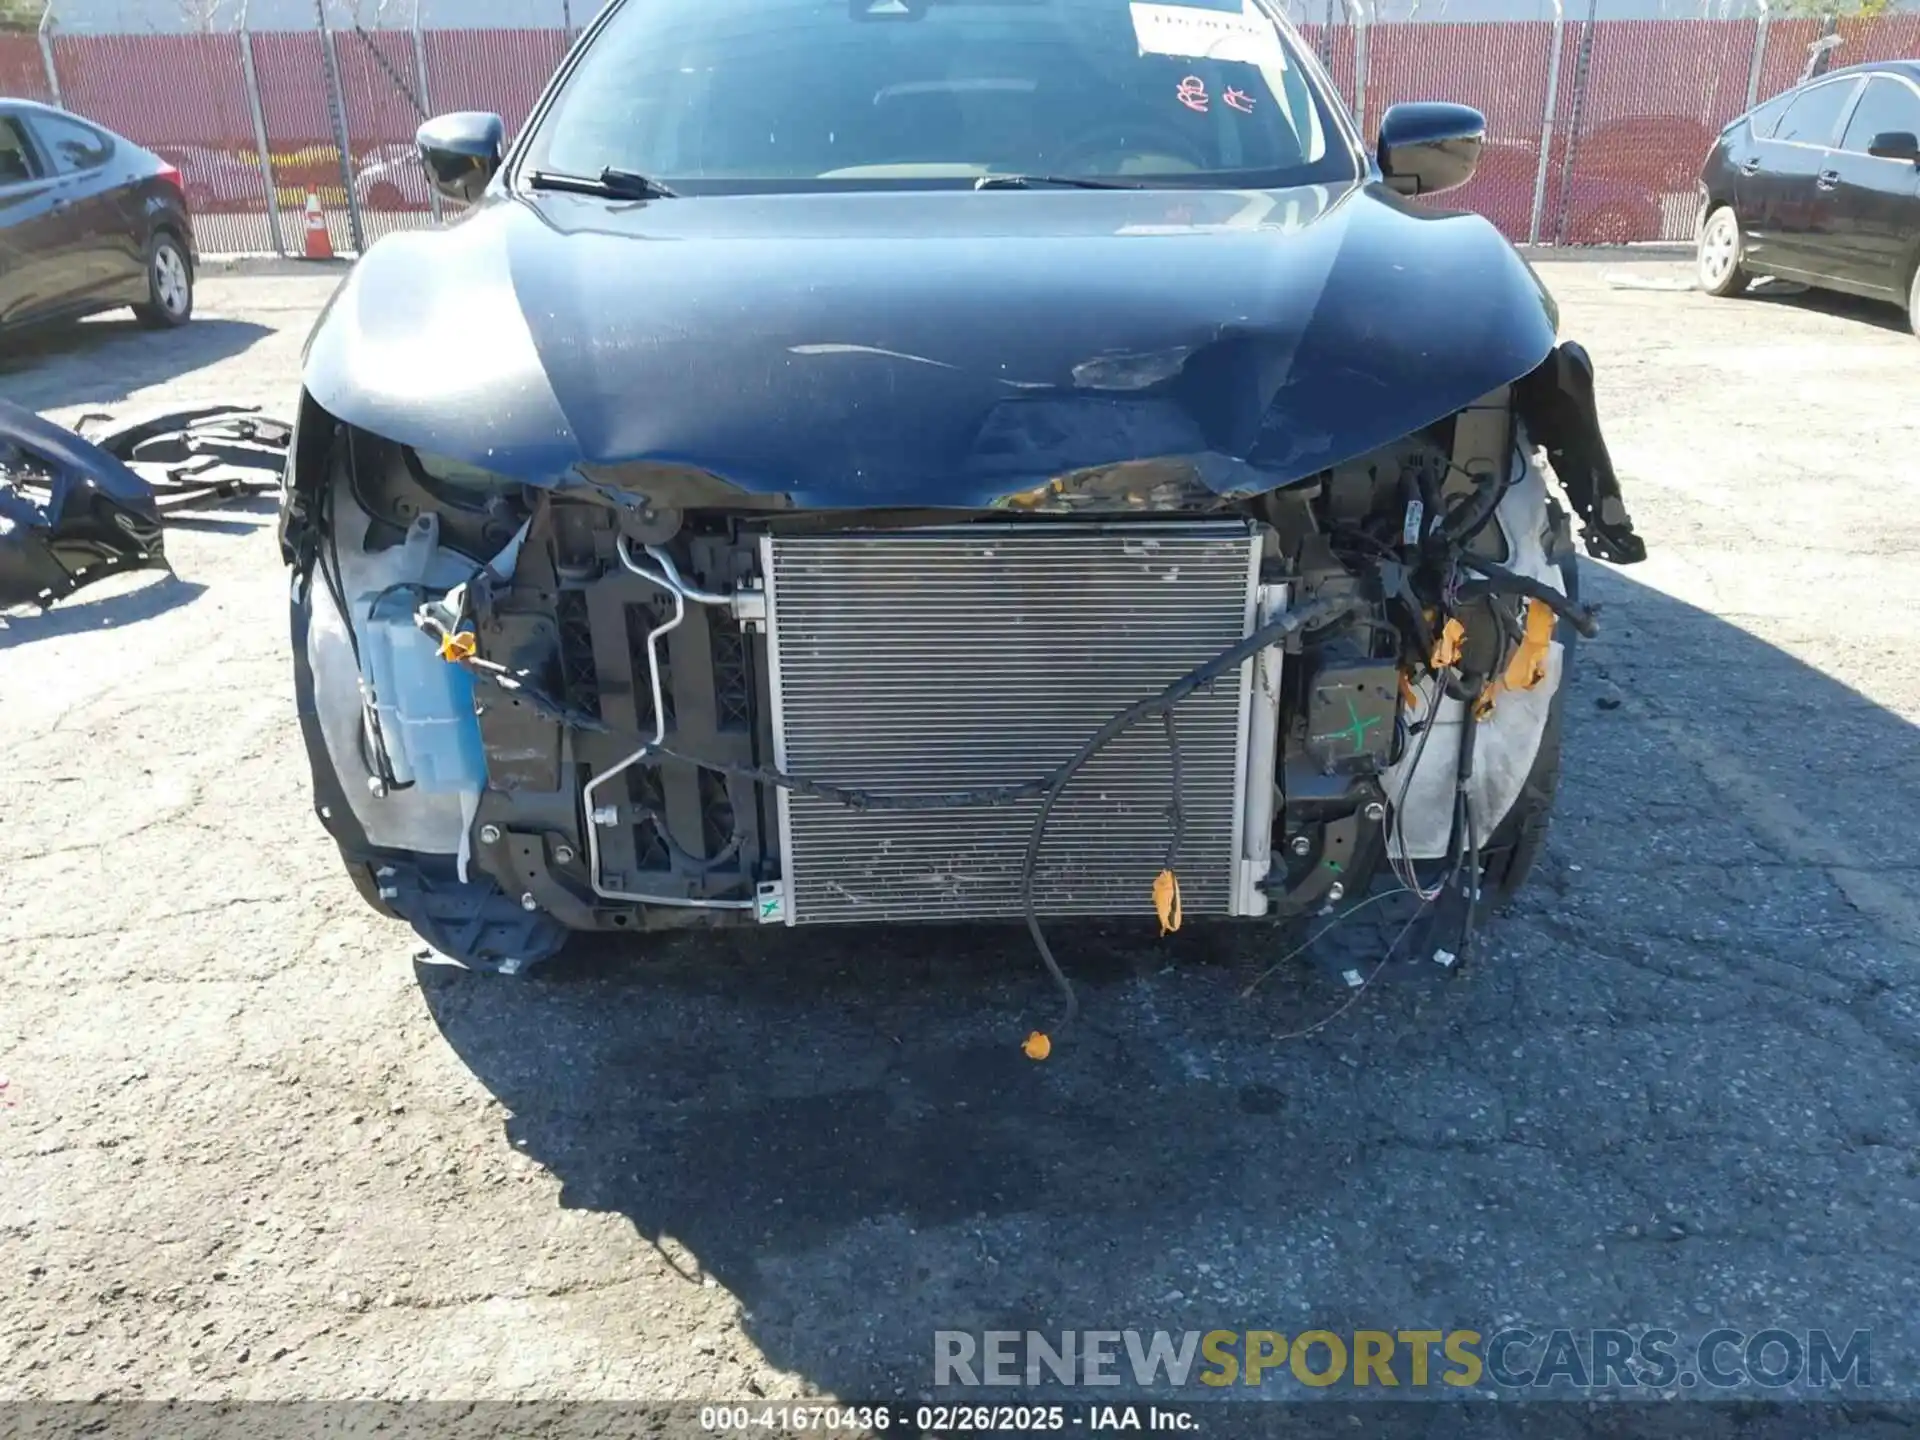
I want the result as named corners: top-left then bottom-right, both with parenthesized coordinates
top-left (416, 111), bottom-right (505, 205)
top-left (1376, 101), bottom-right (1486, 196)
top-left (1867, 130), bottom-right (1920, 163)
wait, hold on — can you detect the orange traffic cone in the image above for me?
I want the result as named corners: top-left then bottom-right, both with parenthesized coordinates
top-left (302, 192), bottom-right (333, 261)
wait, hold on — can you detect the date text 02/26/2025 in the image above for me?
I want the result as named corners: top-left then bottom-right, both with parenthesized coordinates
top-left (699, 1405), bottom-right (1198, 1432)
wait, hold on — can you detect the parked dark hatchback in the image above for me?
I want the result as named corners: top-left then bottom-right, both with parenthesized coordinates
top-left (1697, 60), bottom-right (1920, 333)
top-left (0, 98), bottom-right (196, 334)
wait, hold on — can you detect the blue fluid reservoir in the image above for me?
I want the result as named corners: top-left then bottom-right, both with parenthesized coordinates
top-left (359, 594), bottom-right (487, 794)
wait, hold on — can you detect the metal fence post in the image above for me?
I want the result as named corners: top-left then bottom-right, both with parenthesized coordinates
top-left (239, 1), bottom-right (286, 255)
top-left (1352, 0), bottom-right (1369, 130)
top-left (1551, 0), bottom-right (1597, 246)
top-left (411, 0), bottom-right (443, 224)
top-left (1745, 0), bottom-right (1770, 108)
top-left (1317, 0), bottom-right (1337, 95)
top-left (1528, 0), bottom-right (1566, 245)
top-left (37, 4), bottom-right (62, 109)
top-left (315, 0), bottom-right (366, 253)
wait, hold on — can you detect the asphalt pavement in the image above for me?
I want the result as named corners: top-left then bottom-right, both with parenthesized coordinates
top-left (2, 261), bottom-right (1918, 1415)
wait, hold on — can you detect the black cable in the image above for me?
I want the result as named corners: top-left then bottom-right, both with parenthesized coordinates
top-left (639, 591), bottom-right (1362, 814)
top-left (635, 806), bottom-right (745, 876)
top-left (1437, 441), bottom-right (1525, 549)
top-left (1462, 798), bottom-right (1482, 962)
top-left (314, 445), bottom-right (413, 794)
top-left (1162, 707), bottom-right (1184, 874)
top-left (365, 580), bottom-right (432, 621)
top-left (1456, 554), bottom-right (1599, 638)
top-left (453, 590), bottom-right (1363, 1028)
top-left (1452, 686), bottom-right (1484, 962)
top-left (1017, 706), bottom-right (1184, 1024)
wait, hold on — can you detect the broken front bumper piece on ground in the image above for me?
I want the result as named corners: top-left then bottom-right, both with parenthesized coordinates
top-left (0, 399), bottom-right (289, 610)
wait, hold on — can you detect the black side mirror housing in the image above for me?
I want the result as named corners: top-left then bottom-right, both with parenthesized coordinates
top-left (1867, 130), bottom-right (1920, 163)
top-left (417, 111), bottom-right (505, 206)
top-left (1376, 101), bottom-right (1486, 196)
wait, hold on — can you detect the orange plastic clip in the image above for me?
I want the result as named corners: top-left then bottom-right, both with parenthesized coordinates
top-left (1430, 617), bottom-right (1465, 670)
top-left (1153, 868), bottom-right (1183, 936)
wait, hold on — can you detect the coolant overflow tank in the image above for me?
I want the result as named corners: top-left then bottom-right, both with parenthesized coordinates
top-left (357, 515), bottom-right (487, 794)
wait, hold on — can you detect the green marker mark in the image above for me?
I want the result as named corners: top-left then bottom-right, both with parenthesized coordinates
top-left (1313, 697), bottom-right (1385, 757)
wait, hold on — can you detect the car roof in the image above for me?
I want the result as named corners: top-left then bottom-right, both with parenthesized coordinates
top-left (1821, 59), bottom-right (1920, 84)
top-left (0, 96), bottom-right (121, 130)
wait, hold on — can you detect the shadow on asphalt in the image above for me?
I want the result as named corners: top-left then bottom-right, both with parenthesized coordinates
top-left (419, 560), bottom-right (1919, 1415)
top-left (152, 493), bottom-right (281, 536)
top-left (1748, 284), bottom-right (1912, 335)
top-left (0, 572), bottom-right (206, 649)
top-left (0, 316), bottom-right (274, 412)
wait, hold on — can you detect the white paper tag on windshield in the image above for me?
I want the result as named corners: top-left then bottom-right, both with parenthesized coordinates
top-left (1130, 1), bottom-right (1288, 66)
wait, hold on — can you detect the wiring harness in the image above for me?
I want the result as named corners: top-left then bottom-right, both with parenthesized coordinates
top-left (407, 454), bottom-right (1602, 1045)
top-left (421, 587), bottom-right (1370, 1029)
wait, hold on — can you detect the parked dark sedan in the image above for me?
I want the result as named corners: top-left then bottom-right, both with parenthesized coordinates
top-left (1698, 60), bottom-right (1920, 334)
top-left (0, 98), bottom-right (196, 335)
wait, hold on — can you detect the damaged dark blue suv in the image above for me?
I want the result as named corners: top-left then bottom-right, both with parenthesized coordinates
top-left (278, 0), bottom-right (1644, 990)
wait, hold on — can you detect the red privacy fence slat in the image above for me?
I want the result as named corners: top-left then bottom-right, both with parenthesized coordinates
top-left (1, 32), bottom-right (54, 101)
top-left (1833, 12), bottom-right (1920, 66)
top-left (1556, 19), bottom-right (1755, 244)
top-left (19, 17), bottom-right (1913, 254)
top-left (420, 27), bottom-right (570, 136)
top-left (1756, 18), bottom-right (1825, 103)
top-left (1365, 22), bottom-right (1554, 243)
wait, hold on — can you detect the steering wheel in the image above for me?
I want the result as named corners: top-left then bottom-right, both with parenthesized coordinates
top-left (1046, 118), bottom-right (1209, 179)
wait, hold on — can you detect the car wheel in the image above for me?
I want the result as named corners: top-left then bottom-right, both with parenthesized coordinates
top-left (133, 232), bottom-right (194, 328)
top-left (1696, 205), bottom-right (1749, 298)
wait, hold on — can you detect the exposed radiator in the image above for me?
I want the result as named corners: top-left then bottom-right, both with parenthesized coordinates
top-left (760, 524), bottom-right (1264, 925)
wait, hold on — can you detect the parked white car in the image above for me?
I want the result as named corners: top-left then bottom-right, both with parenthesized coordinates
top-left (152, 144), bottom-right (269, 213)
top-left (352, 143), bottom-right (432, 212)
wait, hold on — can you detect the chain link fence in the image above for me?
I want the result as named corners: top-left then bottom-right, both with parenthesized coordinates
top-left (8, 0), bottom-right (1920, 253)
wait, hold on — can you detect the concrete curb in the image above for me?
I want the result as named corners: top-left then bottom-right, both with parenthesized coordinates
top-left (200, 254), bottom-right (358, 279)
top-left (1517, 242), bottom-right (1692, 263)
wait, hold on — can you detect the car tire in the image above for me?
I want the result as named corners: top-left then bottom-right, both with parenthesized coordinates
top-left (133, 232), bottom-right (194, 328)
top-left (1480, 551), bottom-right (1579, 909)
top-left (1908, 264), bottom-right (1920, 341)
top-left (1696, 205), bottom-right (1749, 298)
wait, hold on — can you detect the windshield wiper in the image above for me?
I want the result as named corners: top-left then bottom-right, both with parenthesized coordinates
top-left (525, 166), bottom-right (678, 200)
top-left (973, 173), bottom-right (1144, 190)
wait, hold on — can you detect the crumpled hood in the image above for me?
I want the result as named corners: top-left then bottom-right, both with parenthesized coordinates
top-left (303, 180), bottom-right (1558, 508)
